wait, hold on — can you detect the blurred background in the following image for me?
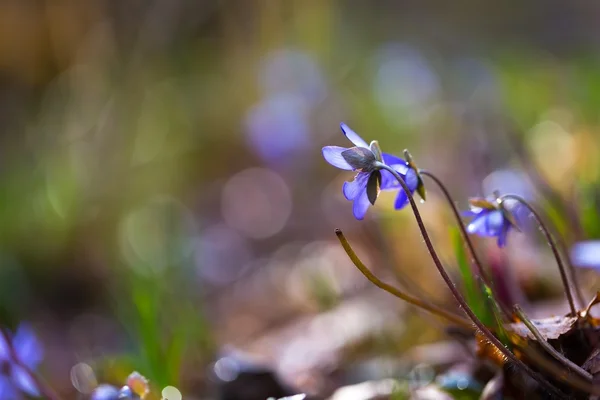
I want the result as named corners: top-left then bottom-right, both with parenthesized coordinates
top-left (1, 0), bottom-right (600, 398)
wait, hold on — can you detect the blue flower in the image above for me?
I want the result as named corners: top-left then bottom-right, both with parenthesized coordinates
top-left (570, 241), bottom-right (600, 271)
top-left (0, 323), bottom-right (43, 399)
top-left (322, 123), bottom-right (418, 220)
top-left (463, 197), bottom-right (515, 247)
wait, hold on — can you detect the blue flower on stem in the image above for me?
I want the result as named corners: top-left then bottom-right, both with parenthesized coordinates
top-left (322, 123), bottom-right (419, 220)
top-left (0, 323), bottom-right (43, 399)
top-left (463, 195), bottom-right (518, 247)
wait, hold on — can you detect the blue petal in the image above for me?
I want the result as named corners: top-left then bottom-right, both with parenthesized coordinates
top-left (570, 241), bottom-right (600, 270)
top-left (340, 123), bottom-right (369, 148)
top-left (352, 191), bottom-right (371, 220)
top-left (467, 210), bottom-right (506, 238)
top-left (0, 329), bottom-right (12, 362)
top-left (322, 146), bottom-right (353, 170)
top-left (467, 211), bottom-right (493, 236)
top-left (382, 153), bottom-right (409, 175)
top-left (484, 210), bottom-right (505, 236)
top-left (13, 324), bottom-right (42, 370)
top-left (0, 375), bottom-right (18, 400)
top-left (11, 364), bottom-right (40, 397)
top-left (343, 172), bottom-right (369, 200)
top-left (394, 188), bottom-right (409, 210)
top-left (404, 169), bottom-right (419, 192)
top-left (497, 222), bottom-right (510, 247)
top-left (90, 384), bottom-right (120, 400)
top-left (381, 165), bottom-right (415, 190)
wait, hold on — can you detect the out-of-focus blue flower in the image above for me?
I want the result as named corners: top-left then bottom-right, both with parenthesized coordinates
top-left (89, 384), bottom-right (141, 400)
top-left (0, 323), bottom-right (43, 399)
top-left (570, 241), bottom-right (600, 271)
top-left (322, 123), bottom-right (418, 220)
top-left (463, 196), bottom-right (516, 247)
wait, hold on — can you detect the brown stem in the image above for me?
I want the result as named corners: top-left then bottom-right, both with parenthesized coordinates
top-left (500, 194), bottom-right (577, 316)
top-left (376, 163), bottom-right (567, 399)
top-left (420, 170), bottom-right (512, 320)
top-left (514, 305), bottom-right (592, 382)
top-left (555, 235), bottom-right (585, 309)
top-left (335, 229), bottom-right (473, 329)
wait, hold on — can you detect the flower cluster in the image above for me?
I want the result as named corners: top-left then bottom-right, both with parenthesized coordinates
top-left (323, 123), bottom-right (516, 246)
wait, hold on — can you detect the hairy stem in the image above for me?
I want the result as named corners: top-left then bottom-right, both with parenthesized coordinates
top-left (335, 229), bottom-right (472, 329)
top-left (376, 162), bottom-right (566, 398)
top-left (500, 194), bottom-right (577, 316)
top-left (420, 170), bottom-right (512, 319)
top-left (514, 305), bottom-right (592, 382)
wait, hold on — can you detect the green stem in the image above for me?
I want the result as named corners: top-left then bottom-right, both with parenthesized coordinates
top-left (376, 162), bottom-right (567, 399)
top-left (500, 194), bottom-right (577, 316)
top-left (420, 170), bottom-right (512, 320)
top-left (335, 229), bottom-right (472, 329)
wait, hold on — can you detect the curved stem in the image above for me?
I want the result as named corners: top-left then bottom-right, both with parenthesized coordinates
top-left (514, 305), bottom-right (592, 382)
top-left (376, 163), bottom-right (567, 399)
top-left (0, 329), bottom-right (60, 400)
top-left (335, 229), bottom-right (473, 329)
top-left (500, 194), bottom-right (577, 316)
top-left (420, 170), bottom-right (512, 320)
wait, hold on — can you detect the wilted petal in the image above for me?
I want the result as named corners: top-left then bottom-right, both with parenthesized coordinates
top-left (352, 191), bottom-right (371, 220)
top-left (342, 172), bottom-right (369, 200)
top-left (340, 123), bottom-right (369, 148)
top-left (570, 241), bottom-right (600, 270)
top-left (366, 171), bottom-right (381, 205)
top-left (322, 146), bottom-right (353, 170)
top-left (13, 324), bottom-right (42, 370)
top-left (11, 364), bottom-right (40, 397)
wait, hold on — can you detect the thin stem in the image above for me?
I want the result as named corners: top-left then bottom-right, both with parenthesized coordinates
top-left (500, 194), bottom-right (577, 316)
top-left (376, 162), bottom-right (567, 399)
top-left (420, 170), bottom-right (512, 320)
top-left (514, 305), bottom-right (592, 382)
top-left (335, 229), bottom-right (473, 329)
top-left (515, 342), bottom-right (600, 396)
top-left (0, 328), bottom-right (60, 400)
top-left (556, 235), bottom-right (585, 309)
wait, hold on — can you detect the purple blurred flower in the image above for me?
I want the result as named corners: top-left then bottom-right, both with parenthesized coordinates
top-left (0, 324), bottom-right (43, 399)
top-left (89, 384), bottom-right (140, 400)
top-left (322, 123), bottom-right (418, 220)
top-left (463, 196), bottom-right (516, 247)
top-left (570, 241), bottom-right (600, 271)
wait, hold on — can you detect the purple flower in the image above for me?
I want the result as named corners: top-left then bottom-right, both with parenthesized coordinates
top-left (0, 324), bottom-right (43, 399)
top-left (463, 196), bottom-right (516, 247)
top-left (570, 241), bottom-right (600, 271)
top-left (322, 123), bottom-right (418, 220)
